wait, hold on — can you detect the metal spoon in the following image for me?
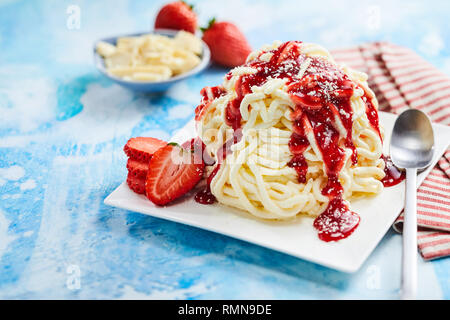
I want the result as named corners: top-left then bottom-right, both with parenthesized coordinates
top-left (390, 109), bottom-right (435, 300)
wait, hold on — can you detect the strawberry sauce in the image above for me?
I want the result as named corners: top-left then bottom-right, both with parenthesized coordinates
top-left (195, 86), bottom-right (226, 121)
top-left (194, 130), bottom-right (242, 205)
top-left (363, 91), bottom-right (382, 140)
top-left (194, 165), bottom-right (220, 204)
top-left (313, 197), bottom-right (360, 242)
top-left (194, 186), bottom-right (216, 204)
top-left (287, 154), bottom-right (308, 183)
top-left (381, 155), bottom-right (405, 187)
top-left (194, 41), bottom-right (398, 242)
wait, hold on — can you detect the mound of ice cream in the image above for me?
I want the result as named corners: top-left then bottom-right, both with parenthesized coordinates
top-left (194, 41), bottom-right (390, 241)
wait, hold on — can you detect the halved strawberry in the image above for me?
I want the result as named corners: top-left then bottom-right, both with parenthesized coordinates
top-left (124, 137), bottom-right (167, 162)
top-left (127, 158), bottom-right (149, 179)
top-left (127, 172), bottom-right (146, 195)
top-left (146, 144), bottom-right (204, 205)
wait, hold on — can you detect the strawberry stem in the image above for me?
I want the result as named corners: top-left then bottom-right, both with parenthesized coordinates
top-left (200, 17), bottom-right (216, 33)
top-left (181, 0), bottom-right (194, 11)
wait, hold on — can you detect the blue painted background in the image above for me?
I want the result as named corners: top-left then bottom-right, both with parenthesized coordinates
top-left (0, 0), bottom-right (449, 299)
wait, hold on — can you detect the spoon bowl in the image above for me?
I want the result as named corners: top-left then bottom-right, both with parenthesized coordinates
top-left (390, 109), bottom-right (435, 169)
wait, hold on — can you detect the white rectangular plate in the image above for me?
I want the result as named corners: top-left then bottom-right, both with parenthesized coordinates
top-left (105, 112), bottom-right (450, 272)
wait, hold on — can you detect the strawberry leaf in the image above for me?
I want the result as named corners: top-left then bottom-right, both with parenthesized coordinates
top-left (200, 17), bottom-right (216, 33)
top-left (181, 0), bottom-right (194, 11)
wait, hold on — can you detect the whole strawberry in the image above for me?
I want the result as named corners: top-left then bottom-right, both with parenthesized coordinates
top-left (154, 1), bottom-right (197, 34)
top-left (201, 18), bottom-right (252, 68)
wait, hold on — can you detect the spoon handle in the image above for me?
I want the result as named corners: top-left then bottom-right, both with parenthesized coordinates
top-left (401, 168), bottom-right (418, 300)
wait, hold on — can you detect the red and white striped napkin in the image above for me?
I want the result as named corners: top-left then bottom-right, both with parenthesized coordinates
top-left (331, 42), bottom-right (450, 260)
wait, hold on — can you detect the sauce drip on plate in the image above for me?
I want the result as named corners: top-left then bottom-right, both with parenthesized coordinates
top-left (194, 165), bottom-right (220, 204)
top-left (313, 197), bottom-right (360, 242)
top-left (194, 130), bottom-right (242, 205)
top-left (381, 155), bottom-right (405, 187)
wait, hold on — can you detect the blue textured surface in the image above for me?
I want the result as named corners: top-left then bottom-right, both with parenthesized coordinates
top-left (0, 0), bottom-right (449, 299)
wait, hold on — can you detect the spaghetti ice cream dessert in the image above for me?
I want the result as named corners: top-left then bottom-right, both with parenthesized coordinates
top-left (194, 41), bottom-right (403, 241)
